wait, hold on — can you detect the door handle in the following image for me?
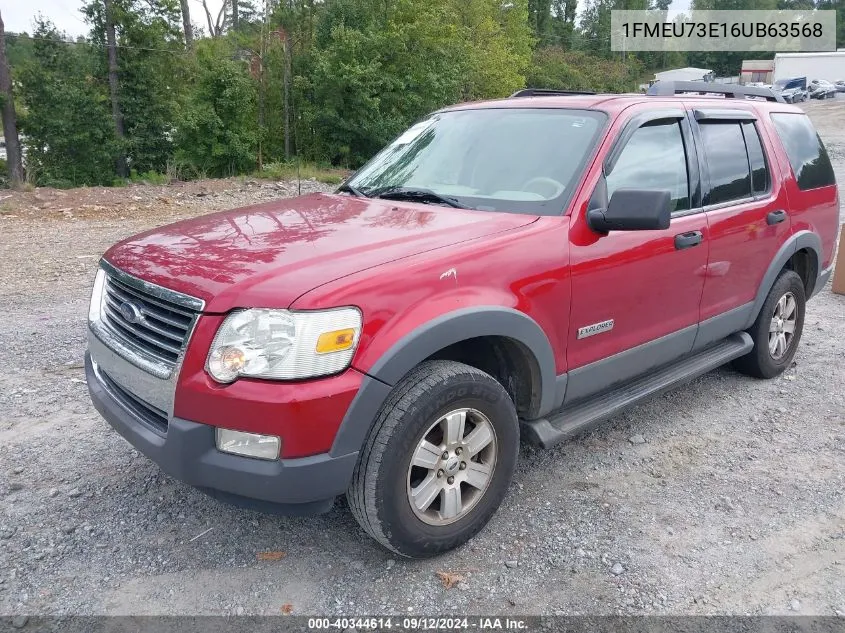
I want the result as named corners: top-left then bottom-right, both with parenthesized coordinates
top-left (767, 210), bottom-right (787, 225)
top-left (674, 230), bottom-right (703, 250)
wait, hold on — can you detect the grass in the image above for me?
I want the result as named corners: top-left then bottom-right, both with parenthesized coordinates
top-left (112, 170), bottom-right (172, 187)
top-left (253, 161), bottom-right (349, 186)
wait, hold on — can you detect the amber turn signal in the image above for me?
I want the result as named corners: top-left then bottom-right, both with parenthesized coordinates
top-left (315, 328), bottom-right (356, 354)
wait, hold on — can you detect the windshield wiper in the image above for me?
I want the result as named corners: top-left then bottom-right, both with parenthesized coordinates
top-left (372, 186), bottom-right (464, 208)
top-left (337, 182), bottom-right (367, 197)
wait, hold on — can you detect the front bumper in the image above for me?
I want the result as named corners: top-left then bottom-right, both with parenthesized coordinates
top-left (86, 352), bottom-right (358, 514)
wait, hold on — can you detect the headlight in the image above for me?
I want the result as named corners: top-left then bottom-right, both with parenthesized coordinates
top-left (206, 307), bottom-right (362, 383)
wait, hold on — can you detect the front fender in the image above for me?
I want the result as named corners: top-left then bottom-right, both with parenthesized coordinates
top-left (329, 306), bottom-right (557, 457)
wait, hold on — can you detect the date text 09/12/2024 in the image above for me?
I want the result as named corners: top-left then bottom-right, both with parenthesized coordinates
top-left (306, 617), bottom-right (529, 630)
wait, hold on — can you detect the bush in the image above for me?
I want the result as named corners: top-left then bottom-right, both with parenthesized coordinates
top-left (254, 162), bottom-right (348, 185)
top-left (527, 47), bottom-right (643, 94)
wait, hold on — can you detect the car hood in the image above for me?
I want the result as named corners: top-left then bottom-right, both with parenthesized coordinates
top-left (103, 193), bottom-right (538, 312)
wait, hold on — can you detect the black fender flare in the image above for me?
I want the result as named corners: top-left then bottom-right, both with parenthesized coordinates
top-left (745, 230), bottom-right (822, 329)
top-left (329, 306), bottom-right (557, 457)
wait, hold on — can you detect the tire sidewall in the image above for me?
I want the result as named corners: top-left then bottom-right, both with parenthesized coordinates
top-left (375, 371), bottom-right (518, 557)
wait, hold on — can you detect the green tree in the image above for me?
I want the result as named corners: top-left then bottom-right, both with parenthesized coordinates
top-left (84, 0), bottom-right (187, 175)
top-left (450, 0), bottom-right (534, 100)
top-left (173, 38), bottom-right (258, 176)
top-left (18, 21), bottom-right (116, 186)
top-left (300, 0), bottom-right (467, 165)
top-left (528, 47), bottom-right (643, 92)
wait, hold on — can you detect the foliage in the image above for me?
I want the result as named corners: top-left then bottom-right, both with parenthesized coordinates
top-left (254, 161), bottom-right (348, 185)
top-left (528, 47), bottom-right (643, 92)
top-left (173, 38), bottom-right (258, 177)
top-left (82, 0), bottom-right (186, 173)
top-left (17, 21), bottom-right (117, 187)
top-left (8, 0), bottom-right (834, 190)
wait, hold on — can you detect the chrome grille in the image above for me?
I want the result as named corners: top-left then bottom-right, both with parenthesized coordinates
top-left (101, 273), bottom-right (198, 366)
top-left (99, 368), bottom-right (169, 435)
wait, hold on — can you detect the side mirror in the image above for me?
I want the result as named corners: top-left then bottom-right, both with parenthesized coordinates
top-left (587, 188), bottom-right (671, 233)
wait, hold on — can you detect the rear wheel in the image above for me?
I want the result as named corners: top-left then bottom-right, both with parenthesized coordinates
top-left (347, 360), bottom-right (518, 557)
top-left (733, 270), bottom-right (805, 379)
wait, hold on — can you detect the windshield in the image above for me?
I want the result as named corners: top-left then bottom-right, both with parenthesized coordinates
top-left (345, 108), bottom-right (607, 215)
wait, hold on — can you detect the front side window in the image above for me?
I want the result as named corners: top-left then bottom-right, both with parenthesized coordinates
top-left (606, 119), bottom-right (690, 213)
top-left (346, 108), bottom-right (607, 215)
top-left (699, 122), bottom-right (751, 205)
top-left (770, 113), bottom-right (836, 191)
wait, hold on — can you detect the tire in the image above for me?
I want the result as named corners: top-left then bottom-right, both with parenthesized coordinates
top-left (347, 360), bottom-right (519, 558)
top-left (733, 270), bottom-right (805, 379)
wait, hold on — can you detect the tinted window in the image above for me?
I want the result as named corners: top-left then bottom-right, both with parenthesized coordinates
top-left (606, 120), bottom-right (689, 213)
top-left (742, 122), bottom-right (769, 195)
top-left (771, 113), bottom-right (836, 190)
top-left (700, 122), bottom-right (751, 205)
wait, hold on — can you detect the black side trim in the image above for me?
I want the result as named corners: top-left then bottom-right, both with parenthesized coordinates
top-left (564, 324), bottom-right (697, 405)
top-left (331, 308), bottom-right (558, 455)
top-left (745, 231), bottom-right (823, 328)
top-left (522, 333), bottom-right (753, 448)
top-left (330, 375), bottom-right (394, 457)
top-left (366, 307), bottom-right (557, 416)
top-left (693, 302), bottom-right (753, 352)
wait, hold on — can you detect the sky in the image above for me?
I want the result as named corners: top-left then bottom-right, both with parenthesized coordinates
top-left (3, 0), bottom-right (693, 38)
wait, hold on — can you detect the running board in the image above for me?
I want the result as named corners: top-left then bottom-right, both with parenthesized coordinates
top-left (521, 332), bottom-right (753, 449)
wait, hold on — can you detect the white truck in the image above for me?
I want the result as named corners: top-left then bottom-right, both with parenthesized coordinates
top-left (773, 52), bottom-right (845, 83)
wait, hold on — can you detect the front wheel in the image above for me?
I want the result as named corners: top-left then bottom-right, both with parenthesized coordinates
top-left (347, 360), bottom-right (518, 557)
top-left (733, 270), bottom-right (805, 379)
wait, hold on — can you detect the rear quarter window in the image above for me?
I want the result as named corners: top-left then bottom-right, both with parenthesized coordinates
top-left (770, 113), bottom-right (836, 191)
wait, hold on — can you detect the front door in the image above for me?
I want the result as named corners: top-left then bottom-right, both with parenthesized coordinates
top-left (564, 106), bottom-right (708, 404)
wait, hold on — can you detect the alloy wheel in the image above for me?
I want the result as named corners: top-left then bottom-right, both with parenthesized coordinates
top-left (768, 291), bottom-right (797, 360)
top-left (406, 408), bottom-right (498, 526)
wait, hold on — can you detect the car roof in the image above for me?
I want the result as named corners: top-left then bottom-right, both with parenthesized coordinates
top-left (442, 93), bottom-right (805, 116)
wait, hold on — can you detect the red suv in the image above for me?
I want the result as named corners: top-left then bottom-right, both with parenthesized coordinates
top-left (86, 83), bottom-right (839, 557)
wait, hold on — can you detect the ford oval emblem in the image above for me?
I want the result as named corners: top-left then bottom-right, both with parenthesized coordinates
top-left (119, 301), bottom-right (144, 324)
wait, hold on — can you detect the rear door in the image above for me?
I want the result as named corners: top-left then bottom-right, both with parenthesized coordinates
top-left (692, 107), bottom-right (793, 349)
top-left (564, 105), bottom-right (709, 404)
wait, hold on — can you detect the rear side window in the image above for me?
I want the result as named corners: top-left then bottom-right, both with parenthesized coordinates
top-left (770, 113), bottom-right (835, 190)
top-left (699, 122), bottom-right (751, 205)
top-left (742, 122), bottom-right (769, 195)
top-left (606, 120), bottom-right (690, 213)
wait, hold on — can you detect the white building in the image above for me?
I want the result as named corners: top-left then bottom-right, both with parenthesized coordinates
top-left (773, 52), bottom-right (845, 82)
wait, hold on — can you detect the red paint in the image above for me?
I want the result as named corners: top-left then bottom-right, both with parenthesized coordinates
top-left (111, 93), bottom-right (838, 458)
top-left (174, 314), bottom-right (362, 458)
top-left (103, 194), bottom-right (535, 313)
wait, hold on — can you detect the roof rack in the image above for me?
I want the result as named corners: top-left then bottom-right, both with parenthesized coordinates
top-left (646, 81), bottom-right (784, 103)
top-left (510, 88), bottom-right (597, 98)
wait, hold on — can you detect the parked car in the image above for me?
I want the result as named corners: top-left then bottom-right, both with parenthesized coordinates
top-left (86, 83), bottom-right (839, 557)
top-left (809, 79), bottom-right (837, 99)
top-left (773, 77), bottom-right (807, 103)
top-left (835, 80), bottom-right (845, 93)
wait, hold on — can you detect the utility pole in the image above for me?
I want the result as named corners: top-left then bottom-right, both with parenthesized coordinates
top-left (179, 0), bottom-right (193, 48)
top-left (104, 0), bottom-right (128, 177)
top-left (282, 32), bottom-right (291, 160)
top-left (0, 10), bottom-right (23, 188)
top-left (232, 0), bottom-right (239, 30)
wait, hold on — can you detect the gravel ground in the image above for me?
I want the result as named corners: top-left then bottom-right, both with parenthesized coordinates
top-left (0, 102), bottom-right (844, 617)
